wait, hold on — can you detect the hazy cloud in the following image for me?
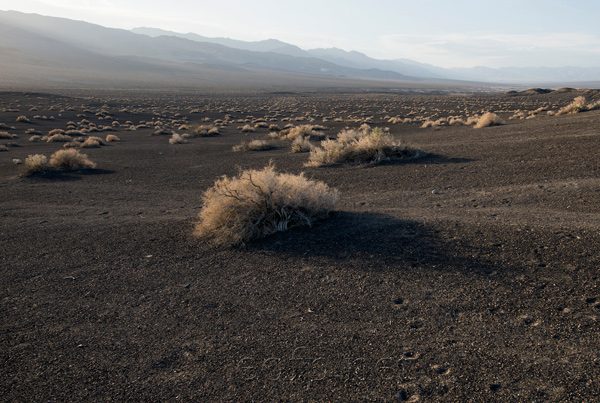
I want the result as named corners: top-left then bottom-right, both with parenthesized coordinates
top-left (380, 32), bottom-right (600, 68)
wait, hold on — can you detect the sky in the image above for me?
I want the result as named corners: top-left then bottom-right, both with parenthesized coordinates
top-left (2, 0), bottom-right (600, 68)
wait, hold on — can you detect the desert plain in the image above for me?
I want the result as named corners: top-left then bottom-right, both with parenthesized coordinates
top-left (1, 87), bottom-right (600, 402)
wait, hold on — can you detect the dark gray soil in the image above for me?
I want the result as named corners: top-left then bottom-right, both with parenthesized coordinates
top-left (1, 89), bottom-right (600, 402)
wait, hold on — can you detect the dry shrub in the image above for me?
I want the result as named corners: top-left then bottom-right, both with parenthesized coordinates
top-left (0, 144), bottom-right (8, 152)
top-left (239, 124), bottom-right (255, 133)
top-left (474, 112), bottom-right (504, 128)
top-left (81, 139), bottom-right (100, 148)
top-left (16, 115), bottom-right (30, 123)
top-left (421, 120), bottom-right (437, 129)
top-left (0, 131), bottom-right (17, 139)
top-left (63, 141), bottom-right (83, 149)
top-left (49, 149), bottom-right (96, 170)
top-left (47, 133), bottom-right (73, 142)
top-left (29, 135), bottom-right (42, 142)
top-left (306, 127), bottom-right (422, 167)
top-left (587, 99), bottom-right (600, 111)
top-left (87, 136), bottom-right (107, 145)
top-left (233, 139), bottom-right (274, 152)
top-left (279, 125), bottom-right (317, 140)
top-left (291, 136), bottom-right (312, 153)
top-left (106, 134), bottom-right (120, 142)
top-left (169, 133), bottom-right (188, 144)
top-left (194, 164), bottom-right (339, 246)
top-left (23, 154), bottom-right (48, 174)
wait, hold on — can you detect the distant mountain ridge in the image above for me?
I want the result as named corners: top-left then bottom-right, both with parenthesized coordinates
top-left (133, 26), bottom-right (600, 84)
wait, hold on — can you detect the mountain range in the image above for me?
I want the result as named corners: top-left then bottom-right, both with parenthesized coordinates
top-left (1, 10), bottom-right (599, 90)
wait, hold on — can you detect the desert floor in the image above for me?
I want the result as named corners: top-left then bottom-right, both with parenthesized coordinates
top-left (1, 88), bottom-right (600, 402)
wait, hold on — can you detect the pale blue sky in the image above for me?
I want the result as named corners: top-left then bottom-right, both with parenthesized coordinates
top-left (3, 0), bottom-right (600, 68)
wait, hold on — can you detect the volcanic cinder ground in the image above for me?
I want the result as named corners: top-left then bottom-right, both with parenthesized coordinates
top-left (1, 88), bottom-right (600, 402)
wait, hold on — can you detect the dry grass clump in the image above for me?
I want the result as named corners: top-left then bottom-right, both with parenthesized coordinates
top-left (29, 135), bottom-right (42, 142)
top-left (16, 115), bottom-right (30, 123)
top-left (232, 139), bottom-right (275, 152)
top-left (0, 144), bottom-right (8, 152)
top-left (23, 154), bottom-right (48, 174)
top-left (106, 134), bottom-right (120, 142)
top-left (556, 96), bottom-right (586, 115)
top-left (169, 133), bottom-right (188, 144)
top-left (306, 127), bottom-right (422, 167)
top-left (473, 112), bottom-right (504, 128)
top-left (291, 136), bottom-right (312, 153)
top-left (49, 149), bottom-right (96, 170)
top-left (194, 164), bottom-right (339, 246)
top-left (0, 131), bottom-right (17, 139)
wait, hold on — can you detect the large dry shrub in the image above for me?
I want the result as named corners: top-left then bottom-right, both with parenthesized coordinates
top-left (194, 164), bottom-right (339, 246)
top-left (306, 127), bottom-right (422, 167)
top-left (49, 149), bottom-right (96, 170)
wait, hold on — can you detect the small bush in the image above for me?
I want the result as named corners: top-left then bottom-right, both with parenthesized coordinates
top-left (106, 134), bottom-right (120, 142)
top-left (47, 133), bottom-right (73, 142)
top-left (0, 144), bottom-right (8, 152)
top-left (49, 149), bottom-right (96, 170)
top-left (194, 163), bottom-right (339, 246)
top-left (291, 136), bottom-right (312, 153)
top-left (169, 133), bottom-right (188, 144)
top-left (87, 136), bottom-right (107, 145)
top-left (81, 139), bottom-right (100, 148)
top-left (0, 131), bottom-right (17, 139)
top-left (63, 141), bottom-right (83, 149)
top-left (240, 124), bottom-right (255, 133)
top-left (306, 127), bottom-right (422, 167)
top-left (16, 115), bottom-right (30, 123)
top-left (473, 112), bottom-right (504, 128)
top-left (232, 139), bottom-right (275, 152)
top-left (23, 154), bottom-right (49, 175)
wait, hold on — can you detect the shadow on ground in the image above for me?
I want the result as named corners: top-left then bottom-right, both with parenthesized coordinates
top-left (246, 211), bottom-right (498, 275)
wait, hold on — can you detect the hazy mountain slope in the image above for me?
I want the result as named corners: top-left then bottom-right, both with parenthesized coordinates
top-left (0, 11), bottom-right (417, 83)
top-left (307, 48), bottom-right (444, 78)
top-left (132, 27), bottom-right (310, 58)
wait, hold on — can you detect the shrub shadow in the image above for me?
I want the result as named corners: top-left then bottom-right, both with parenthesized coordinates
top-left (247, 211), bottom-right (498, 275)
top-left (23, 168), bottom-right (115, 181)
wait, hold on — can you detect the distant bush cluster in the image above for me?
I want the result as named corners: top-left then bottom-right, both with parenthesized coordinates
top-left (22, 149), bottom-right (96, 176)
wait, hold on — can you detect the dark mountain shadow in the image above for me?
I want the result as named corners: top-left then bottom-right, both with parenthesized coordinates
top-left (246, 211), bottom-right (500, 276)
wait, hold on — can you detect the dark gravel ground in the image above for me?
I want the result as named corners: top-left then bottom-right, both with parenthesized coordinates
top-left (1, 90), bottom-right (600, 402)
